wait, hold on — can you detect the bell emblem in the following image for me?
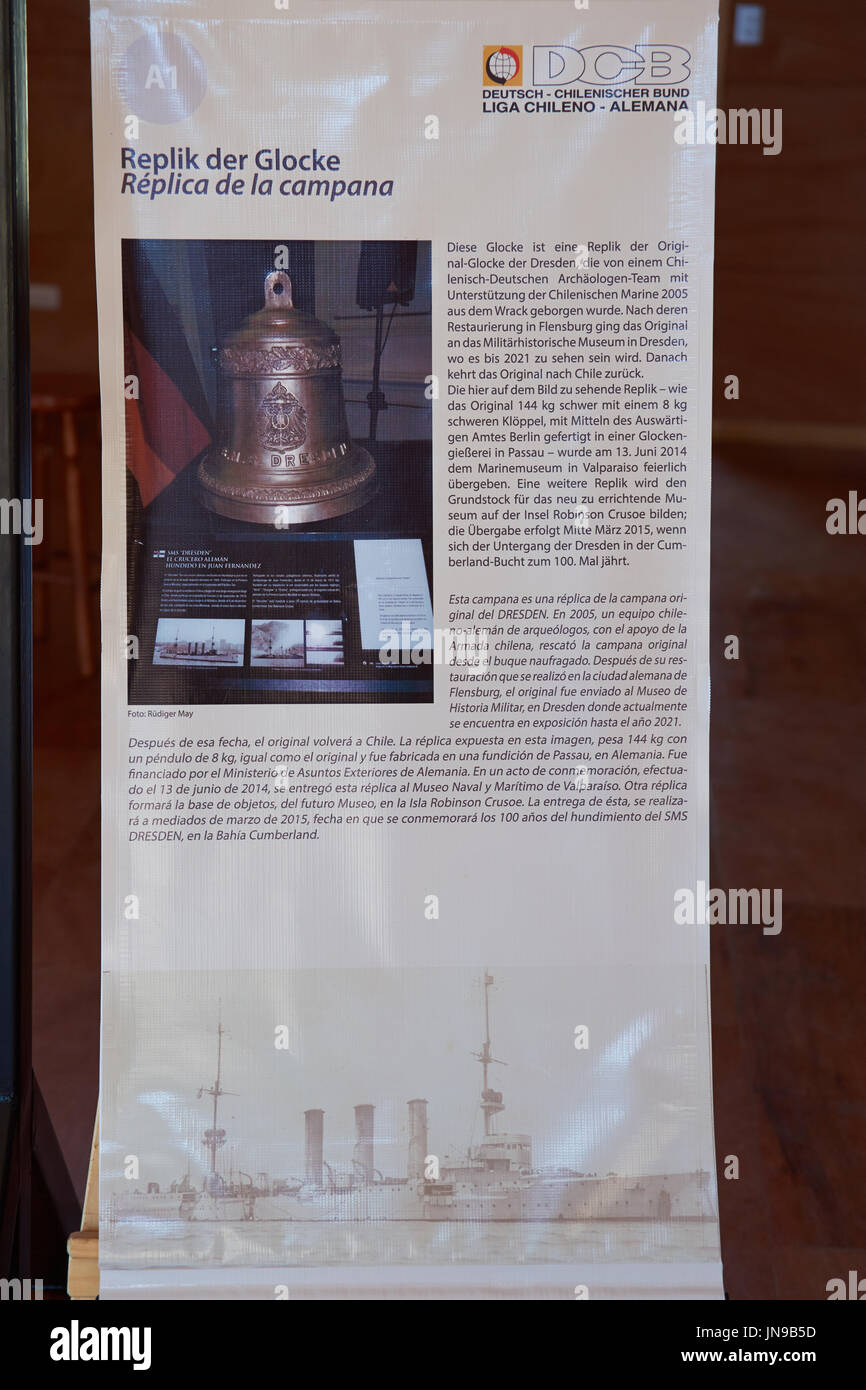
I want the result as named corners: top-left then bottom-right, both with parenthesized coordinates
top-left (199, 269), bottom-right (376, 524)
top-left (257, 383), bottom-right (307, 452)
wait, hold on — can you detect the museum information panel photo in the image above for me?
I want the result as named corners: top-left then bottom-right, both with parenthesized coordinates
top-left (91, 0), bottom-right (722, 1299)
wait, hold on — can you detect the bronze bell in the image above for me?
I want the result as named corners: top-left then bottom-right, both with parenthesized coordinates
top-left (198, 269), bottom-right (376, 525)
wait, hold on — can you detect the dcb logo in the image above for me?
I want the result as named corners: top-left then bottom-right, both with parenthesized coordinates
top-left (484, 44), bottom-right (691, 87)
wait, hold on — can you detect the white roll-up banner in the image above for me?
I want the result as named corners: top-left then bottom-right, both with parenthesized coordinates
top-left (91, 0), bottom-right (722, 1300)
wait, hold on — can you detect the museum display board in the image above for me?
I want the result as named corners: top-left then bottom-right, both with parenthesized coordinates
top-left (91, 0), bottom-right (722, 1299)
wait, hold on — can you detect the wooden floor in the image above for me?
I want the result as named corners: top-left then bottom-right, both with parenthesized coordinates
top-left (33, 435), bottom-right (866, 1299)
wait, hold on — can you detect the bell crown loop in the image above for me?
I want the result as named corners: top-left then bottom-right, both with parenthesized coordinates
top-left (225, 269), bottom-right (338, 352)
top-left (265, 270), bottom-right (294, 309)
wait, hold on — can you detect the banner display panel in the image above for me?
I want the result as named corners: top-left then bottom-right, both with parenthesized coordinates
top-left (91, 0), bottom-right (722, 1299)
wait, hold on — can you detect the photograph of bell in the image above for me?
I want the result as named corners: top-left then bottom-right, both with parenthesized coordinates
top-left (198, 270), bottom-right (376, 524)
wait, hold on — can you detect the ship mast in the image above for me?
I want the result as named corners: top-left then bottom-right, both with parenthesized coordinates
top-left (198, 1008), bottom-right (230, 1177)
top-left (475, 970), bottom-right (506, 1136)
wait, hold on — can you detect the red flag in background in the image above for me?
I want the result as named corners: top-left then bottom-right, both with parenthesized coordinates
top-left (122, 242), bottom-right (215, 507)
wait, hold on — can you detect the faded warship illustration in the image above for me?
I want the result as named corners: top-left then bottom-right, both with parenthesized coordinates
top-left (154, 622), bottom-right (243, 665)
top-left (111, 973), bottom-right (716, 1227)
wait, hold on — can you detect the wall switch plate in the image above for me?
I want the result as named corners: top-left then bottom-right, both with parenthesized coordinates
top-left (30, 282), bottom-right (62, 310)
top-left (733, 4), bottom-right (765, 46)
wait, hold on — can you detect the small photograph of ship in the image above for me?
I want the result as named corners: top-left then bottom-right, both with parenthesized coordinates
top-left (250, 619), bottom-right (305, 667)
top-left (111, 973), bottom-right (716, 1228)
top-left (153, 617), bottom-right (245, 666)
top-left (304, 619), bottom-right (344, 666)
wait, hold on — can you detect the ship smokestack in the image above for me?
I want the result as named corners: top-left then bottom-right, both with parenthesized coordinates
top-left (304, 1109), bottom-right (324, 1187)
top-left (407, 1098), bottom-right (428, 1181)
top-left (353, 1104), bottom-right (375, 1184)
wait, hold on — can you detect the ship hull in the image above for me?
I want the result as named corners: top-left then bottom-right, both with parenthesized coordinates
top-left (247, 1172), bottom-right (714, 1223)
top-left (112, 1192), bottom-right (251, 1223)
top-left (422, 1173), bottom-right (713, 1222)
